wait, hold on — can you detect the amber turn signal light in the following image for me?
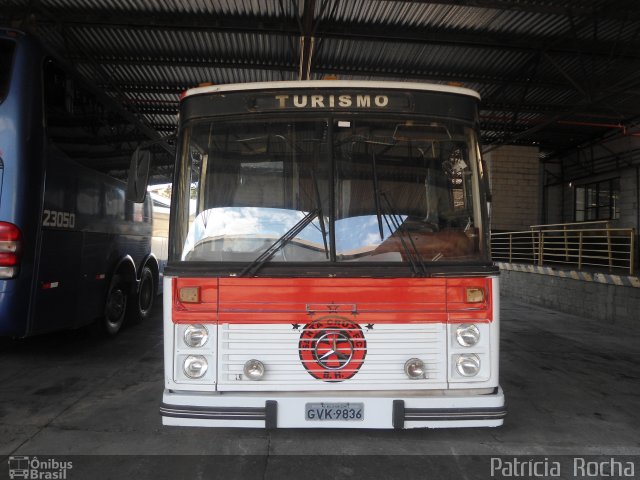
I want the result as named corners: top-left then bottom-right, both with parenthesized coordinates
top-left (465, 287), bottom-right (485, 303)
top-left (179, 286), bottom-right (201, 303)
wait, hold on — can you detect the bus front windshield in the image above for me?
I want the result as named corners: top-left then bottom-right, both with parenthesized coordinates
top-left (177, 117), bottom-right (486, 269)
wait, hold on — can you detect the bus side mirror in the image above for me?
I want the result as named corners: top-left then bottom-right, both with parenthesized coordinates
top-left (127, 148), bottom-right (151, 203)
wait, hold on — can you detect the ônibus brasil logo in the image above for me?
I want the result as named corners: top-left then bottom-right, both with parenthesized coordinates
top-left (8, 456), bottom-right (73, 479)
top-left (299, 317), bottom-right (366, 382)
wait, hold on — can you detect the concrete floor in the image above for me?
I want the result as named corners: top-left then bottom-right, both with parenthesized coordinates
top-left (1, 296), bottom-right (639, 479)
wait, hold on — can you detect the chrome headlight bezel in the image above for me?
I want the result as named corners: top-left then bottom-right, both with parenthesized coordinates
top-left (243, 359), bottom-right (266, 380)
top-left (404, 358), bottom-right (426, 379)
top-left (455, 354), bottom-right (481, 377)
top-left (183, 324), bottom-right (209, 348)
top-left (455, 323), bottom-right (480, 347)
top-left (183, 355), bottom-right (209, 379)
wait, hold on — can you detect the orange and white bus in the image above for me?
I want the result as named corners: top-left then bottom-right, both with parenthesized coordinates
top-left (159, 81), bottom-right (505, 429)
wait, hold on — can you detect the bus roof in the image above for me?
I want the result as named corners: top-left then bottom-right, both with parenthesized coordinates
top-left (183, 80), bottom-right (481, 101)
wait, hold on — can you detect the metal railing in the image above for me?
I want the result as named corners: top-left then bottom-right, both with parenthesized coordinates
top-left (491, 221), bottom-right (636, 275)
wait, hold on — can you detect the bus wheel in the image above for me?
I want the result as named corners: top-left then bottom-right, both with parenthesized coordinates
top-left (129, 266), bottom-right (155, 322)
top-left (104, 274), bottom-right (128, 335)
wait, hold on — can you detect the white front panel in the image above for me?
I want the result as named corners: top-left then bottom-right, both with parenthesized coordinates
top-left (164, 276), bottom-right (501, 394)
top-left (217, 322), bottom-right (448, 391)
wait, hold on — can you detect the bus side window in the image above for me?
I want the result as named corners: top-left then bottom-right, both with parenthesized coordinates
top-left (43, 60), bottom-right (69, 123)
top-left (105, 185), bottom-right (125, 220)
top-left (77, 179), bottom-right (101, 216)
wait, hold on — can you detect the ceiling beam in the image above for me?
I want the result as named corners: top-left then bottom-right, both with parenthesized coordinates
top-left (97, 84), bottom-right (193, 95)
top-left (82, 55), bottom-right (574, 91)
top-left (131, 105), bottom-right (178, 116)
top-left (482, 101), bottom-right (639, 118)
top-left (79, 54), bottom-right (296, 69)
top-left (6, 7), bottom-right (640, 61)
top-left (483, 71), bottom-right (640, 153)
top-left (379, 0), bottom-right (640, 21)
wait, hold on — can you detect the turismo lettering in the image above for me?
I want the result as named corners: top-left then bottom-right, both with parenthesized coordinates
top-left (274, 94), bottom-right (389, 109)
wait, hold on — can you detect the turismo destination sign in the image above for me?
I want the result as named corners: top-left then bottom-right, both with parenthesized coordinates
top-left (249, 92), bottom-right (412, 111)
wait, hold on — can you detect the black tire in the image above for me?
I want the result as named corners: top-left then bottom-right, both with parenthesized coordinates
top-left (128, 266), bottom-right (155, 322)
top-left (104, 274), bottom-right (128, 335)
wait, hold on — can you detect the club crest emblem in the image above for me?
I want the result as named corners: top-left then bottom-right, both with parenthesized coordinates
top-left (298, 317), bottom-right (367, 382)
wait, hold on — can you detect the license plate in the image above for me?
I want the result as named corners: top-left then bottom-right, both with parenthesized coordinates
top-left (305, 402), bottom-right (364, 421)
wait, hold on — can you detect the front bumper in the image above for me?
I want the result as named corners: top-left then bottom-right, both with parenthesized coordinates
top-left (161, 387), bottom-right (506, 429)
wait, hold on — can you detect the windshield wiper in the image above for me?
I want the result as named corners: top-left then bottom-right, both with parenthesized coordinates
top-left (311, 169), bottom-right (329, 259)
top-left (364, 144), bottom-right (426, 276)
top-left (371, 150), bottom-right (385, 240)
top-left (379, 193), bottom-right (427, 276)
top-left (239, 209), bottom-right (320, 277)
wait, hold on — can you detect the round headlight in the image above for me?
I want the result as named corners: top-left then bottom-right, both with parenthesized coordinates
top-left (183, 355), bottom-right (208, 378)
top-left (404, 358), bottom-right (426, 379)
top-left (455, 324), bottom-right (480, 347)
top-left (243, 359), bottom-right (265, 380)
top-left (456, 354), bottom-right (480, 377)
top-left (184, 324), bottom-right (209, 348)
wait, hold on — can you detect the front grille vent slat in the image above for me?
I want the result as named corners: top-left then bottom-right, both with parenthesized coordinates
top-left (218, 323), bottom-right (447, 391)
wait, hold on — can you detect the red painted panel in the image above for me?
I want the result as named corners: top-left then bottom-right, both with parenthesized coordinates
top-left (171, 276), bottom-right (493, 324)
top-left (219, 277), bottom-right (446, 325)
top-left (446, 278), bottom-right (493, 321)
top-left (172, 278), bottom-right (218, 324)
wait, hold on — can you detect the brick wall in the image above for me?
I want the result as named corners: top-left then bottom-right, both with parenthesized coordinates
top-left (485, 145), bottom-right (541, 231)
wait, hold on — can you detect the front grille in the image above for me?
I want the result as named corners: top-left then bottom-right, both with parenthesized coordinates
top-left (217, 322), bottom-right (447, 391)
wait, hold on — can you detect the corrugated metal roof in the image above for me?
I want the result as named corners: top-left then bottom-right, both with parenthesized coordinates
top-left (3, 0), bottom-right (640, 176)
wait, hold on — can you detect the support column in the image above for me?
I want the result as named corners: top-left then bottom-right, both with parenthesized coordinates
top-left (484, 145), bottom-right (541, 231)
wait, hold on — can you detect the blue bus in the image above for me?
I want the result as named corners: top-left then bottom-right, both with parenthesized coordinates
top-left (0, 29), bottom-right (162, 337)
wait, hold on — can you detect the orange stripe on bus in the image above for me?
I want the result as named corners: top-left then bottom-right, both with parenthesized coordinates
top-left (171, 277), bottom-right (493, 324)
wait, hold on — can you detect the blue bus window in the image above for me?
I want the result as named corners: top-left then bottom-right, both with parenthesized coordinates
top-left (0, 39), bottom-right (14, 103)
